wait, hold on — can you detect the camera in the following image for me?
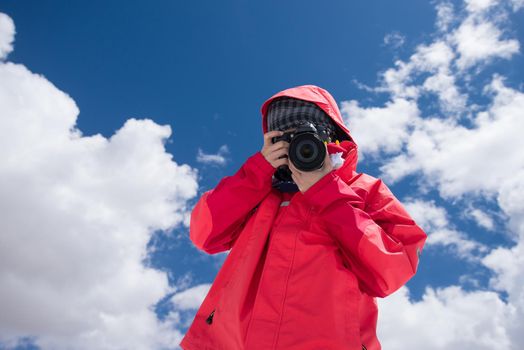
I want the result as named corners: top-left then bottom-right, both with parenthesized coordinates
top-left (271, 122), bottom-right (330, 184)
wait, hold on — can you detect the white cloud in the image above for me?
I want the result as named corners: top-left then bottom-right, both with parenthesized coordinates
top-left (196, 144), bottom-right (230, 166)
top-left (482, 169), bottom-right (524, 349)
top-left (163, 283), bottom-right (212, 331)
top-left (430, 228), bottom-right (488, 259)
top-left (403, 199), bottom-right (487, 260)
top-left (0, 12), bottom-right (198, 350)
top-left (378, 286), bottom-right (514, 350)
top-left (170, 283), bottom-right (211, 311)
top-left (465, 0), bottom-right (500, 13)
top-left (379, 61), bottom-right (420, 99)
top-left (422, 70), bottom-right (467, 113)
top-left (436, 2), bottom-right (455, 32)
top-left (403, 199), bottom-right (448, 233)
top-left (467, 208), bottom-right (495, 230)
top-left (363, 0), bottom-right (521, 115)
top-left (413, 41), bottom-right (456, 71)
top-left (383, 31), bottom-right (406, 49)
top-left (453, 17), bottom-right (520, 70)
top-left (380, 77), bottom-right (524, 200)
top-left (341, 1), bottom-right (524, 348)
top-left (0, 13), bottom-right (15, 60)
top-left (485, 171), bottom-right (524, 347)
top-left (370, 40), bottom-right (467, 114)
top-left (378, 190), bottom-right (524, 349)
top-left (496, 168), bottom-right (524, 236)
top-left (510, 0), bottom-right (524, 10)
top-left (340, 98), bottom-right (419, 158)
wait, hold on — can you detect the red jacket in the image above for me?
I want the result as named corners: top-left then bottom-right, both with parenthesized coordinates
top-left (179, 85), bottom-right (427, 350)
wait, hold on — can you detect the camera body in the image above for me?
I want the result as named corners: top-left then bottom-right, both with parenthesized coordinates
top-left (271, 122), bottom-right (330, 185)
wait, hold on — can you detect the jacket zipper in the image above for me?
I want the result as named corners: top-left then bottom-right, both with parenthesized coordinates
top-left (206, 309), bottom-right (215, 325)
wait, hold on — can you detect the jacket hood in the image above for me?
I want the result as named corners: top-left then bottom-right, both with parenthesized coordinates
top-left (261, 85), bottom-right (354, 142)
top-left (261, 84), bottom-right (359, 177)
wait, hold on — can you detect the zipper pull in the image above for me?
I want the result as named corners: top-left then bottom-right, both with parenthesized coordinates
top-left (206, 309), bottom-right (215, 324)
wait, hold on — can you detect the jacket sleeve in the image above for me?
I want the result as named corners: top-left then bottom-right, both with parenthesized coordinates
top-left (189, 151), bottom-right (276, 254)
top-left (301, 170), bottom-right (428, 298)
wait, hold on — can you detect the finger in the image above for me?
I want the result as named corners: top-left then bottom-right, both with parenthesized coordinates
top-left (271, 147), bottom-right (289, 160)
top-left (263, 130), bottom-right (284, 147)
top-left (273, 158), bottom-right (289, 168)
top-left (268, 140), bottom-right (290, 151)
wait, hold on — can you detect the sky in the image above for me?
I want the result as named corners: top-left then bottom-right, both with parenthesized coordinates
top-left (0, 0), bottom-right (523, 349)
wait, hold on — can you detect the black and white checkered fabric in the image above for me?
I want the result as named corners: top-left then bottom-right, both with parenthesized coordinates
top-left (267, 97), bottom-right (337, 139)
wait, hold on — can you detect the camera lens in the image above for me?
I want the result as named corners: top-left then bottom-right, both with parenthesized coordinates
top-left (289, 132), bottom-right (325, 171)
top-left (296, 140), bottom-right (318, 162)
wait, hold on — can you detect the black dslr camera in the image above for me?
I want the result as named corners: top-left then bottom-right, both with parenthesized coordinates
top-left (271, 122), bottom-right (331, 186)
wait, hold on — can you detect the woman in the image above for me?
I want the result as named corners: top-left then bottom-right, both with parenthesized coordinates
top-left (179, 85), bottom-right (427, 350)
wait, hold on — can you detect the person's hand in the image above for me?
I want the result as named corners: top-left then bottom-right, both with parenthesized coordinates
top-left (288, 144), bottom-right (334, 193)
top-left (261, 130), bottom-right (289, 169)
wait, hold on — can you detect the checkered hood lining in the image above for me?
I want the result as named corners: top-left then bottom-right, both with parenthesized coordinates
top-left (266, 97), bottom-right (336, 139)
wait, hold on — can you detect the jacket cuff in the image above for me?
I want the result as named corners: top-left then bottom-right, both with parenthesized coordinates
top-left (246, 151), bottom-right (276, 177)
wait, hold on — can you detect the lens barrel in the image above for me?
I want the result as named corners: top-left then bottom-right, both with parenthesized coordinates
top-left (289, 132), bottom-right (325, 171)
top-left (271, 122), bottom-right (326, 176)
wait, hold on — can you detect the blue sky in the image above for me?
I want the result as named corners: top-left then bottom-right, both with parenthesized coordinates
top-left (1, 0), bottom-right (524, 349)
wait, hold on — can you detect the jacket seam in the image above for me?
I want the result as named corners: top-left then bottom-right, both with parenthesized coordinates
top-left (242, 194), bottom-right (283, 348)
top-left (243, 224), bottom-right (276, 348)
top-left (272, 208), bottom-right (312, 349)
